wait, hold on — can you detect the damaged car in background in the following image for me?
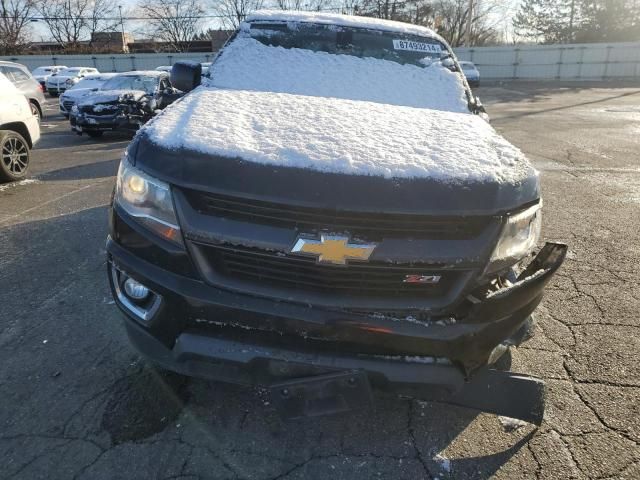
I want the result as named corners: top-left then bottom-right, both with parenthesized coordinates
top-left (70, 71), bottom-right (181, 138)
top-left (59, 73), bottom-right (118, 118)
top-left (106, 11), bottom-right (567, 425)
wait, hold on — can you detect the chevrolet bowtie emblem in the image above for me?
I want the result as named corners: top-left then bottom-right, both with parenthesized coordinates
top-left (291, 234), bottom-right (377, 265)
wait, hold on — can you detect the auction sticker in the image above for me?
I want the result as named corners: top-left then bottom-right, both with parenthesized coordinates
top-left (392, 39), bottom-right (441, 54)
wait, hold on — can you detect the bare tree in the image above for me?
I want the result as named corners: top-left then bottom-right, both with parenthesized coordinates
top-left (211, 0), bottom-right (265, 29)
top-left (87, 0), bottom-right (120, 42)
top-left (36, 0), bottom-right (91, 48)
top-left (0, 0), bottom-right (35, 54)
top-left (137, 0), bottom-right (205, 52)
top-left (431, 0), bottom-right (501, 46)
top-left (276, 0), bottom-right (327, 10)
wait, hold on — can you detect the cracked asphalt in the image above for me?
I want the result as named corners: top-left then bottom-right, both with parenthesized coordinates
top-left (1, 81), bottom-right (639, 479)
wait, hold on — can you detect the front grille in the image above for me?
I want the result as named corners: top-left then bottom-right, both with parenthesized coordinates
top-left (80, 104), bottom-right (118, 115)
top-left (198, 243), bottom-right (458, 298)
top-left (184, 190), bottom-right (490, 240)
top-left (62, 100), bottom-right (74, 111)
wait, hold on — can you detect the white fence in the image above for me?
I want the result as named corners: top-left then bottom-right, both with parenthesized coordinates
top-left (455, 42), bottom-right (640, 80)
top-left (0, 52), bottom-right (217, 73)
top-left (2, 41), bottom-right (640, 80)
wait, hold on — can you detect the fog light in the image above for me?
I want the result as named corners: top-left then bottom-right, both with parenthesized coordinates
top-left (124, 278), bottom-right (149, 300)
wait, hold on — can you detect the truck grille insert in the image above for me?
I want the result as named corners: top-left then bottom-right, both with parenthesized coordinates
top-left (184, 190), bottom-right (491, 240)
top-left (198, 243), bottom-right (457, 298)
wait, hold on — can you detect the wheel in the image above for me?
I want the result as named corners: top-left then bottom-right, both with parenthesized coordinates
top-left (0, 130), bottom-right (30, 182)
top-left (30, 102), bottom-right (41, 122)
top-left (86, 131), bottom-right (104, 138)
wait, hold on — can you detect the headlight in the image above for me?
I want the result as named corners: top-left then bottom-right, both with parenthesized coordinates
top-left (115, 157), bottom-right (183, 246)
top-left (487, 203), bottom-right (542, 274)
top-left (71, 105), bottom-right (79, 113)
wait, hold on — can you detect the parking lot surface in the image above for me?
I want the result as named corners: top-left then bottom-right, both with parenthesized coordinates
top-left (1, 82), bottom-right (639, 479)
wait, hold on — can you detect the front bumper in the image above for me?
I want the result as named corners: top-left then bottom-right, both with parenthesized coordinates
top-left (107, 207), bottom-right (566, 422)
top-left (47, 86), bottom-right (66, 95)
top-left (70, 111), bottom-right (137, 134)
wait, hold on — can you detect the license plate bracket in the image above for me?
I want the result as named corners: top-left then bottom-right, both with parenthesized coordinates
top-left (270, 370), bottom-right (372, 420)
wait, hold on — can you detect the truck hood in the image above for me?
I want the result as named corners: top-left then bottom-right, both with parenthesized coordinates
top-left (133, 88), bottom-right (539, 215)
top-left (78, 89), bottom-right (148, 106)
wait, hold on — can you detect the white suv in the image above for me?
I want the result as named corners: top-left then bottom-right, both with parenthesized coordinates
top-left (46, 67), bottom-right (99, 96)
top-left (0, 73), bottom-right (40, 182)
top-left (32, 65), bottom-right (68, 88)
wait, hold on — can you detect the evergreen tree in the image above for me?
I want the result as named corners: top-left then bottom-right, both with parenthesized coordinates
top-left (513, 0), bottom-right (579, 43)
top-left (576, 0), bottom-right (640, 42)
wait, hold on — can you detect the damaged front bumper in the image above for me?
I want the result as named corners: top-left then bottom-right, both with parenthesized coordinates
top-left (107, 225), bottom-right (567, 424)
top-left (70, 111), bottom-right (142, 134)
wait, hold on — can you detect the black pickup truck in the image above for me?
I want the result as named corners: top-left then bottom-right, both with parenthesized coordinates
top-left (106, 12), bottom-right (566, 424)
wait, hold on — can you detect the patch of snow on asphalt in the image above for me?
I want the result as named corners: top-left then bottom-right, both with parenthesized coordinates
top-left (499, 416), bottom-right (528, 432)
top-left (433, 453), bottom-right (452, 474)
top-left (0, 178), bottom-right (40, 192)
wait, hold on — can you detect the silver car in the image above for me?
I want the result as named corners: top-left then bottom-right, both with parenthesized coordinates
top-left (459, 61), bottom-right (480, 87)
top-left (0, 61), bottom-right (46, 121)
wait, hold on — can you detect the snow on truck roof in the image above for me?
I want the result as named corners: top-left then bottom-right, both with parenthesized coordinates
top-left (119, 70), bottom-right (167, 77)
top-left (245, 10), bottom-right (445, 43)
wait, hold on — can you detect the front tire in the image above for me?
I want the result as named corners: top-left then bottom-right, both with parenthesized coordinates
top-left (0, 131), bottom-right (30, 183)
top-left (30, 102), bottom-right (41, 122)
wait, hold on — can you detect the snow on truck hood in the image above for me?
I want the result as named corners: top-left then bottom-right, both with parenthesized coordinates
top-left (146, 89), bottom-right (532, 183)
top-left (78, 89), bottom-right (147, 106)
top-left (144, 36), bottom-right (534, 184)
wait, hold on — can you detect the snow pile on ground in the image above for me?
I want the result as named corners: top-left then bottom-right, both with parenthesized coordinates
top-left (499, 416), bottom-right (529, 432)
top-left (433, 453), bottom-right (452, 475)
top-left (146, 88), bottom-right (533, 183)
top-left (209, 37), bottom-right (469, 112)
top-left (246, 10), bottom-right (444, 41)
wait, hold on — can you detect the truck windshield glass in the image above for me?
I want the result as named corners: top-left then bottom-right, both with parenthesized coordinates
top-left (211, 22), bottom-right (469, 112)
top-left (249, 22), bottom-right (448, 67)
top-left (102, 75), bottom-right (159, 94)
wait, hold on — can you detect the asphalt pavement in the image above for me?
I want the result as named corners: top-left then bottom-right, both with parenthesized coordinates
top-left (1, 82), bottom-right (639, 479)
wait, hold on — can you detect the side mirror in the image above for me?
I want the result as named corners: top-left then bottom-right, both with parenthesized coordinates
top-left (170, 61), bottom-right (201, 93)
top-left (474, 96), bottom-right (490, 122)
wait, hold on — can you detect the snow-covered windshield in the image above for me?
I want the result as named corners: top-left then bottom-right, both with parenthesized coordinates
top-left (249, 22), bottom-right (446, 66)
top-left (210, 22), bottom-right (468, 112)
top-left (69, 77), bottom-right (107, 90)
top-left (101, 75), bottom-right (159, 94)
